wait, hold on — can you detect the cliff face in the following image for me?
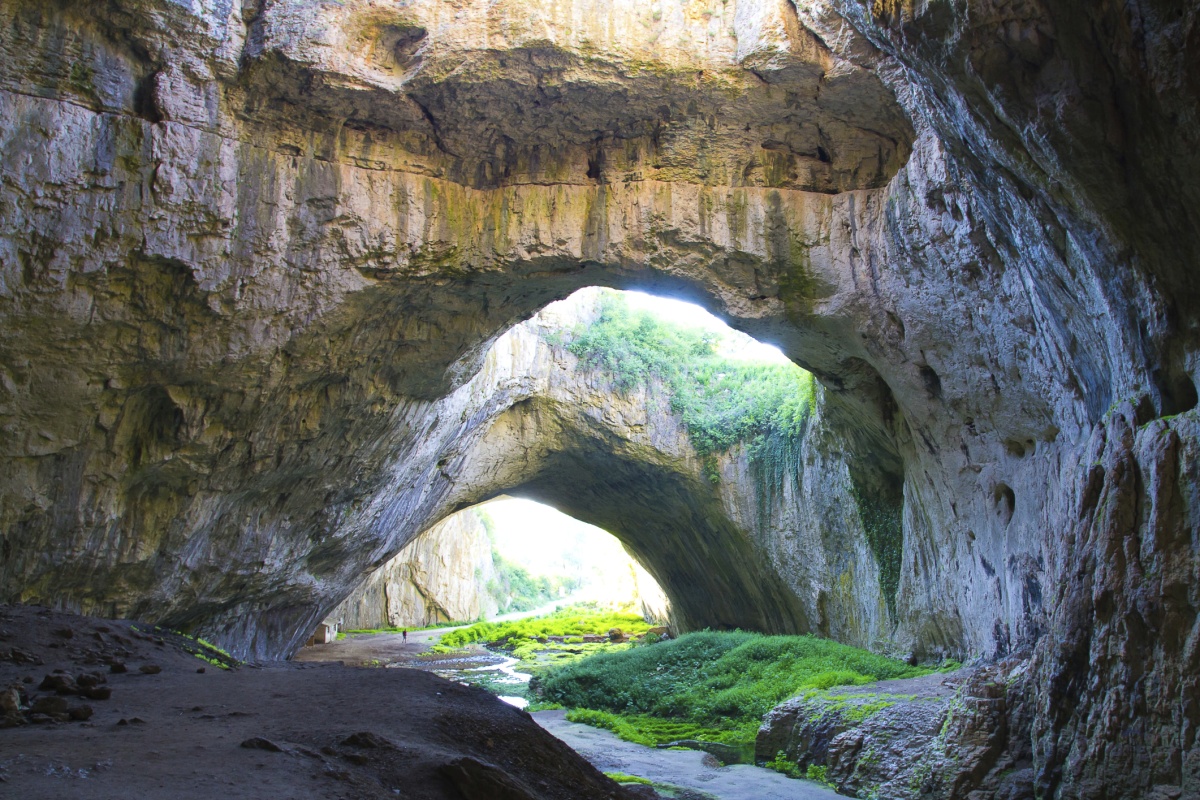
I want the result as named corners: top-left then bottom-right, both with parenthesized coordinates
top-left (0, 0), bottom-right (1197, 797)
top-left (330, 508), bottom-right (499, 630)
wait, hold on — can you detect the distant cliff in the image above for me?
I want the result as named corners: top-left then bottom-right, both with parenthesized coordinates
top-left (330, 509), bottom-right (500, 630)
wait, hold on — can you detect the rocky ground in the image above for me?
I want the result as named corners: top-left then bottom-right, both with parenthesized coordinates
top-left (0, 605), bottom-right (643, 800)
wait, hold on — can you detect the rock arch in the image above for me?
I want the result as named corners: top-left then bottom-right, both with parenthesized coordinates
top-left (204, 296), bottom-right (895, 658)
top-left (2, 0), bottom-right (1200, 794)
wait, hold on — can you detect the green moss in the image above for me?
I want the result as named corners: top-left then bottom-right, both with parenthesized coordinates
top-left (566, 708), bottom-right (744, 748)
top-left (433, 604), bottom-right (650, 654)
top-left (605, 772), bottom-right (653, 785)
top-left (68, 59), bottom-right (95, 97)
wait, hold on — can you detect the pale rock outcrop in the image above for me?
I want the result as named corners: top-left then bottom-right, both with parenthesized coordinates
top-left (330, 508), bottom-right (500, 630)
top-left (631, 558), bottom-right (671, 626)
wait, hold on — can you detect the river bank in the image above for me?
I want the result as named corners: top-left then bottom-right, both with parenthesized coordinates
top-left (300, 616), bottom-right (848, 800)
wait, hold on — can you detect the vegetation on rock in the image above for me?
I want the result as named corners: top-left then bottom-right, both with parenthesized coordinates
top-left (562, 292), bottom-right (816, 482)
top-left (476, 509), bottom-right (583, 614)
top-left (851, 479), bottom-right (905, 620)
top-left (487, 550), bottom-right (581, 614)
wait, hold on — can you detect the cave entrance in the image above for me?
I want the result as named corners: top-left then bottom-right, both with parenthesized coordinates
top-left (324, 286), bottom-right (820, 646)
top-left (302, 286), bottom-right (823, 654)
top-left (327, 496), bottom-right (668, 634)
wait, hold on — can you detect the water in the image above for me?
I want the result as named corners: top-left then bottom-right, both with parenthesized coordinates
top-left (464, 655), bottom-right (531, 683)
top-left (498, 696), bottom-right (529, 709)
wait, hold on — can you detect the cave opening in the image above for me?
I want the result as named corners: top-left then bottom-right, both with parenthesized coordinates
top-left (307, 285), bottom-right (818, 648)
top-left (320, 495), bottom-right (669, 637)
top-left (2, 0), bottom-right (1195, 793)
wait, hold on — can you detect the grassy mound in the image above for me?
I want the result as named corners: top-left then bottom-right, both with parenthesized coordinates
top-left (538, 631), bottom-right (936, 749)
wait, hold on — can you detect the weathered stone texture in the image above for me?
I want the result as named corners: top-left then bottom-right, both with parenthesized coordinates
top-left (0, 0), bottom-right (1197, 797)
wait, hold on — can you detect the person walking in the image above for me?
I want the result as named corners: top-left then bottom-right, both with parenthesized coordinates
top-left (402, 629), bottom-right (408, 643)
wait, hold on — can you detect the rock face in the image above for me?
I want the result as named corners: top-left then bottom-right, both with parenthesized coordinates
top-left (631, 558), bottom-right (671, 626)
top-left (0, 0), bottom-right (1198, 797)
top-left (757, 666), bottom-right (1036, 800)
top-left (329, 508), bottom-right (500, 630)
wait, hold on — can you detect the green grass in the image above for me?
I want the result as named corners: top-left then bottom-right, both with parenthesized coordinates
top-left (538, 631), bottom-right (932, 751)
top-left (433, 604), bottom-right (651, 654)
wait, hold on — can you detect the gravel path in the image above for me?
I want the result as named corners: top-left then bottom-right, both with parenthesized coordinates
top-left (534, 710), bottom-right (842, 800)
top-left (294, 627), bottom-right (462, 666)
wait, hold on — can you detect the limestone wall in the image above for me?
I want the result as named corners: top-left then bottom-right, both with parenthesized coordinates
top-left (329, 509), bottom-right (500, 630)
top-left (1, 0), bottom-right (1198, 795)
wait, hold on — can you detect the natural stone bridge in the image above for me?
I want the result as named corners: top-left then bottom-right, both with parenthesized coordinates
top-left (1, 0), bottom-right (1198, 797)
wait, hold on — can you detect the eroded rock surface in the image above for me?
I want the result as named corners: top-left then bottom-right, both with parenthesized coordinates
top-left (330, 507), bottom-right (500, 630)
top-left (0, 0), bottom-right (1198, 797)
top-left (758, 665), bottom-right (1037, 800)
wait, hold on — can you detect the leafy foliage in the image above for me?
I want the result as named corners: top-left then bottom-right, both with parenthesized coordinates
top-left (539, 631), bottom-right (930, 750)
top-left (765, 751), bottom-right (803, 779)
top-left (806, 764), bottom-right (834, 786)
top-left (487, 550), bottom-right (580, 614)
top-left (563, 293), bottom-right (815, 474)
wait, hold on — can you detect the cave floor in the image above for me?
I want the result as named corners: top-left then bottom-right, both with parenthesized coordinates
top-left (0, 605), bottom-right (635, 799)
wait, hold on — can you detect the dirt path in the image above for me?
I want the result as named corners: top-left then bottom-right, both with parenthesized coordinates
top-left (294, 626), bottom-right (460, 667)
top-left (535, 710), bottom-right (841, 800)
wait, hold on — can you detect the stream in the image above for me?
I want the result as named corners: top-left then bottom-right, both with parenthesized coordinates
top-left (304, 633), bottom-right (841, 800)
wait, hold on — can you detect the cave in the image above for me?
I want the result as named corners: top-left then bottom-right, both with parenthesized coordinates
top-left (1, 0), bottom-right (1199, 798)
top-left (321, 494), bottom-right (672, 633)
